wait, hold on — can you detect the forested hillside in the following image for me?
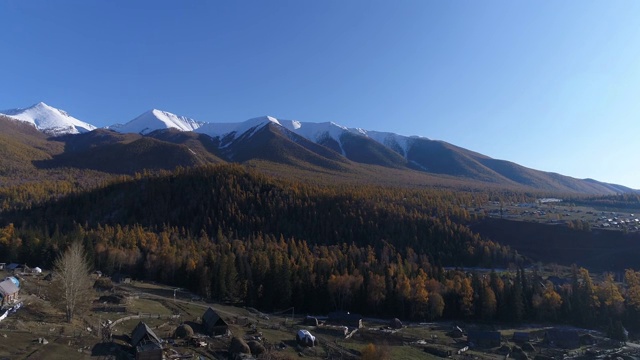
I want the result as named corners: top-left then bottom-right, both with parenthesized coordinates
top-left (1, 164), bottom-right (639, 334)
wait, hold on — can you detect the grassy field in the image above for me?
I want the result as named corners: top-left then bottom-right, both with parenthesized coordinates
top-left (1, 271), bottom-right (637, 359)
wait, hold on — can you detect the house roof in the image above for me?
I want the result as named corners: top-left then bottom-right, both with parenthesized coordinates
top-left (0, 280), bottom-right (19, 297)
top-left (203, 307), bottom-right (227, 328)
top-left (131, 321), bottom-right (162, 347)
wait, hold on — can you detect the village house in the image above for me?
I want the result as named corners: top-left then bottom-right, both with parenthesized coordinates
top-left (202, 307), bottom-right (229, 336)
top-left (130, 321), bottom-right (163, 360)
top-left (0, 278), bottom-right (20, 307)
top-left (6, 263), bottom-right (22, 273)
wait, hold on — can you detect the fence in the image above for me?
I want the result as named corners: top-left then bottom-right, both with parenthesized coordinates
top-left (109, 313), bottom-right (181, 329)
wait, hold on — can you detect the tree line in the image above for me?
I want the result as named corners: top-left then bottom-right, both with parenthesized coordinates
top-left (0, 164), bottom-right (636, 333)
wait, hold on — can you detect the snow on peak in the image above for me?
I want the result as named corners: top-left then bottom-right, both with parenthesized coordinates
top-left (110, 109), bottom-right (204, 135)
top-left (276, 119), bottom-right (419, 157)
top-left (279, 120), bottom-right (349, 143)
top-left (196, 115), bottom-right (280, 141)
top-left (359, 130), bottom-right (415, 157)
top-left (0, 102), bottom-right (96, 136)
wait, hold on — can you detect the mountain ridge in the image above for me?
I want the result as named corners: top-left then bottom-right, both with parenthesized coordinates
top-left (1, 103), bottom-right (636, 194)
top-left (0, 102), bottom-right (96, 136)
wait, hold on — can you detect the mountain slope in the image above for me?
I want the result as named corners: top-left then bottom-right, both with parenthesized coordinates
top-left (145, 128), bottom-right (225, 164)
top-left (0, 115), bottom-right (64, 177)
top-left (222, 123), bottom-right (350, 171)
top-left (0, 102), bottom-right (96, 136)
top-left (2, 102), bottom-right (636, 194)
top-left (36, 130), bottom-right (208, 175)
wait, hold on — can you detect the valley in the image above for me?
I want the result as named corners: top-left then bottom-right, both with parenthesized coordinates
top-left (1, 103), bottom-right (640, 359)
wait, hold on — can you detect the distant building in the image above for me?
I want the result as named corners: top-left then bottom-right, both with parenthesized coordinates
top-left (4, 276), bottom-right (19, 288)
top-left (0, 279), bottom-right (20, 306)
top-left (130, 321), bottom-right (163, 360)
top-left (202, 307), bottom-right (229, 336)
top-left (6, 263), bottom-right (21, 272)
top-left (111, 273), bottom-right (132, 284)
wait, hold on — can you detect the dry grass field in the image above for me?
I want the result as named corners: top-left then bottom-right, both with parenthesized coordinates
top-left (1, 270), bottom-right (640, 360)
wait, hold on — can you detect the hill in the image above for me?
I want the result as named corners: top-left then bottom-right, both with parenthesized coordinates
top-left (3, 102), bottom-right (636, 195)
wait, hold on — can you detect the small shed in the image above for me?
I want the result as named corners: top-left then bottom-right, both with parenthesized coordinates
top-left (130, 321), bottom-right (162, 360)
top-left (0, 279), bottom-right (19, 306)
top-left (202, 307), bottom-right (229, 336)
top-left (467, 331), bottom-right (501, 348)
top-left (112, 273), bottom-right (132, 284)
top-left (390, 318), bottom-right (403, 329)
top-left (6, 263), bottom-right (21, 272)
top-left (545, 329), bottom-right (580, 349)
top-left (449, 326), bottom-right (464, 338)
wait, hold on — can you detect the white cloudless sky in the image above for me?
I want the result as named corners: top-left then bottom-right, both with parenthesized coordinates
top-left (1, 0), bottom-right (639, 188)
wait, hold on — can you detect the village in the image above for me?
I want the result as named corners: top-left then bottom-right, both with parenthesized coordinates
top-left (2, 264), bottom-right (640, 360)
top-left (478, 201), bottom-right (640, 232)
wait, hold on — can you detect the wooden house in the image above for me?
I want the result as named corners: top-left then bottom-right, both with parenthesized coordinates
top-left (0, 279), bottom-right (19, 306)
top-left (202, 307), bottom-right (229, 336)
top-left (130, 321), bottom-right (163, 360)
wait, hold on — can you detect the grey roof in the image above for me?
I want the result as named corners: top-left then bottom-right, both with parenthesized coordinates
top-left (0, 280), bottom-right (19, 297)
top-left (131, 321), bottom-right (162, 347)
top-left (203, 307), bottom-right (227, 327)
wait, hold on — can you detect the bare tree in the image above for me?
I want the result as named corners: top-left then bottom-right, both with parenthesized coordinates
top-left (52, 242), bottom-right (93, 322)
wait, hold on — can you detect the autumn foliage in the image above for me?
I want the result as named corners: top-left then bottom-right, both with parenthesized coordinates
top-left (0, 164), bottom-right (637, 330)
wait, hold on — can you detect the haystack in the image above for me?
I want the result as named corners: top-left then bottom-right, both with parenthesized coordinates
top-left (174, 324), bottom-right (194, 339)
top-left (229, 336), bottom-right (250, 355)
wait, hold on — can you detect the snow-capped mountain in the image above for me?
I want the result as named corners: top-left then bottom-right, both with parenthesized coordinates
top-left (0, 102), bottom-right (96, 136)
top-left (277, 119), bottom-right (422, 158)
top-left (1, 102), bottom-right (636, 194)
top-left (196, 116), bottom-right (282, 147)
top-left (109, 109), bottom-right (204, 135)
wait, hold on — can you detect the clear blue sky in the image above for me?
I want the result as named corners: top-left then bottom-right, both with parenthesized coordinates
top-left (2, 1), bottom-right (640, 188)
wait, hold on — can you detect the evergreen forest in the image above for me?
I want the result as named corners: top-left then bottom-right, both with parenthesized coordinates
top-left (1, 164), bottom-right (639, 337)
